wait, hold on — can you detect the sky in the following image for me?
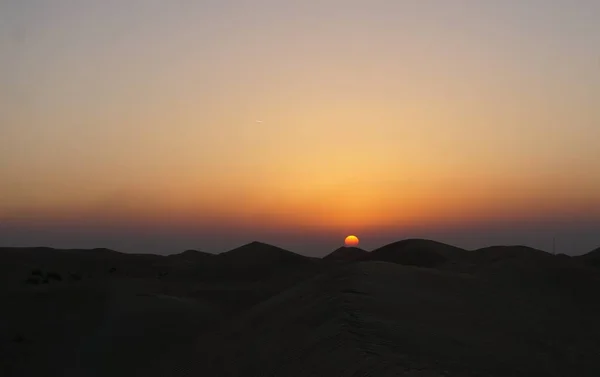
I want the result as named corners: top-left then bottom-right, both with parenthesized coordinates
top-left (1, 0), bottom-right (599, 256)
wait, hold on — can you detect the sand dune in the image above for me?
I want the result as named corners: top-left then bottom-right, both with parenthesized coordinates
top-left (363, 239), bottom-right (467, 267)
top-left (323, 246), bottom-right (369, 261)
top-left (577, 247), bottom-right (600, 268)
top-left (0, 243), bottom-right (324, 376)
top-left (181, 260), bottom-right (600, 376)
top-left (2, 240), bottom-right (600, 376)
top-left (167, 249), bottom-right (215, 261)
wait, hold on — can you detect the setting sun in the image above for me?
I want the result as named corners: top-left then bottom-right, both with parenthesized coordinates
top-left (344, 235), bottom-right (359, 247)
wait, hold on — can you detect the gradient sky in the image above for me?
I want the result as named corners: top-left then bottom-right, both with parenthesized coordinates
top-left (1, 0), bottom-right (599, 255)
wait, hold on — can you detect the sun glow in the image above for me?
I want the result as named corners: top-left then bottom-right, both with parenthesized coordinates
top-left (344, 235), bottom-right (359, 247)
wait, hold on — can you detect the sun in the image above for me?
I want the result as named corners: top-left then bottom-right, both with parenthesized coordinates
top-left (344, 235), bottom-right (359, 247)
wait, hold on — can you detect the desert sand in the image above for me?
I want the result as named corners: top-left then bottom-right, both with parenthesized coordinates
top-left (1, 239), bottom-right (599, 376)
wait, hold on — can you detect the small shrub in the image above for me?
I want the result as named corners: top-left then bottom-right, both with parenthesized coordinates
top-left (31, 269), bottom-right (42, 276)
top-left (109, 267), bottom-right (117, 274)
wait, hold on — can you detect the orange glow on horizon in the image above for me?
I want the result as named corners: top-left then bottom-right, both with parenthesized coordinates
top-left (2, 1), bottom-right (600, 243)
top-left (3, 170), bottom-right (600, 236)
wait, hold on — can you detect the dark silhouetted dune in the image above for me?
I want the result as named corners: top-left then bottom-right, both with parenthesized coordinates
top-left (363, 238), bottom-right (466, 267)
top-left (208, 241), bottom-right (320, 281)
top-left (463, 245), bottom-right (553, 270)
top-left (2, 240), bottom-right (600, 377)
top-left (577, 247), bottom-right (600, 268)
top-left (168, 242), bottom-right (326, 316)
top-left (473, 245), bottom-right (550, 260)
top-left (169, 249), bottom-right (214, 259)
top-left (0, 247), bottom-right (163, 288)
top-left (462, 245), bottom-right (586, 273)
top-left (219, 241), bottom-right (312, 265)
top-left (180, 261), bottom-right (600, 377)
top-left (0, 243), bottom-right (325, 376)
top-left (323, 246), bottom-right (369, 261)
top-left (166, 249), bottom-right (215, 264)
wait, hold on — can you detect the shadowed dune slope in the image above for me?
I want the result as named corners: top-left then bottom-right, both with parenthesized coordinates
top-left (360, 240), bottom-right (594, 274)
top-left (0, 247), bottom-right (164, 287)
top-left (167, 249), bottom-right (215, 260)
top-left (472, 245), bottom-right (551, 263)
top-left (362, 239), bottom-right (467, 268)
top-left (577, 247), bottom-right (600, 268)
top-left (178, 261), bottom-right (600, 377)
top-left (323, 246), bottom-right (369, 261)
top-left (0, 244), bottom-right (327, 377)
top-left (183, 241), bottom-right (323, 283)
top-left (2, 242), bottom-right (600, 376)
top-left (219, 241), bottom-right (314, 265)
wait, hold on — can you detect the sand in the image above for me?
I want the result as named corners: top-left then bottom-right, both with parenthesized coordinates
top-left (1, 241), bottom-right (599, 376)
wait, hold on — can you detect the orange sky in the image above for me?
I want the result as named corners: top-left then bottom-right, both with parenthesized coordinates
top-left (1, 1), bottom-right (599, 254)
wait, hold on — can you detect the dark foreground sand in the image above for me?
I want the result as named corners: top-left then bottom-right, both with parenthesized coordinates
top-left (1, 242), bottom-right (599, 376)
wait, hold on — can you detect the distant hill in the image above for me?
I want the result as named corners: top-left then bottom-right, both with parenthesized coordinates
top-left (469, 245), bottom-right (551, 265)
top-left (360, 240), bottom-right (587, 273)
top-left (0, 242), bottom-right (327, 334)
top-left (0, 246), bottom-right (167, 283)
top-left (168, 249), bottom-right (215, 260)
top-left (185, 242), bottom-right (325, 312)
top-left (473, 245), bottom-right (549, 258)
top-left (323, 246), bottom-right (369, 261)
top-left (452, 245), bottom-right (558, 274)
top-left (219, 241), bottom-right (313, 267)
top-left (0, 246), bottom-right (122, 255)
top-left (577, 247), bottom-right (600, 268)
top-left (362, 239), bottom-right (466, 268)
top-left (161, 241), bottom-right (324, 287)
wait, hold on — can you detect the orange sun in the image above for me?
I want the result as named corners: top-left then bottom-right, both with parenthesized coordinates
top-left (344, 235), bottom-right (359, 247)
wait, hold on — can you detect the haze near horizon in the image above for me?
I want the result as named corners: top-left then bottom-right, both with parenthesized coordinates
top-left (1, 1), bottom-right (599, 255)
